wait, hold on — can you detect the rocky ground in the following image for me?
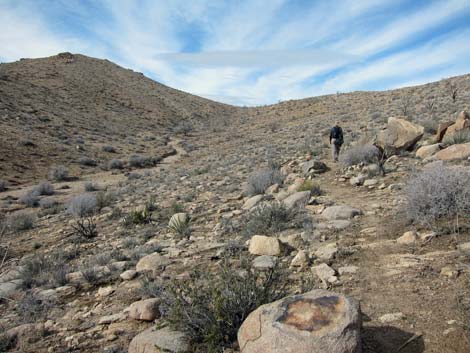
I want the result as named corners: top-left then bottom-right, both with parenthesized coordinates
top-left (0, 54), bottom-right (470, 353)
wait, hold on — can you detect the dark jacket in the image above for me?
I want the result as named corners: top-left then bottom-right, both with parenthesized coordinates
top-left (330, 126), bottom-right (343, 145)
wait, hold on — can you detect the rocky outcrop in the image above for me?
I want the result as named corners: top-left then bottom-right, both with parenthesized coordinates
top-left (238, 289), bottom-right (362, 353)
top-left (443, 111), bottom-right (470, 139)
top-left (435, 143), bottom-right (470, 161)
top-left (376, 117), bottom-right (424, 153)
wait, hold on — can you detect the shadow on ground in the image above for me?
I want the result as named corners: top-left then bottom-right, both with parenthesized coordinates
top-left (362, 326), bottom-right (425, 353)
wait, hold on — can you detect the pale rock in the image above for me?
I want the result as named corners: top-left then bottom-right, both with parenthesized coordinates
top-left (364, 179), bottom-right (378, 187)
top-left (125, 298), bottom-right (161, 321)
top-left (322, 205), bottom-right (362, 220)
top-left (397, 231), bottom-right (418, 245)
top-left (376, 117), bottom-right (424, 152)
top-left (416, 144), bottom-right (441, 159)
top-left (350, 174), bottom-right (366, 186)
top-left (313, 263), bottom-right (336, 283)
top-left (379, 312), bottom-right (405, 323)
top-left (252, 255), bottom-right (277, 270)
top-left (435, 143), bottom-right (470, 161)
top-left (290, 250), bottom-right (308, 268)
top-left (315, 244), bottom-right (338, 262)
top-left (120, 270), bottom-right (138, 281)
top-left (136, 253), bottom-right (171, 272)
top-left (248, 235), bottom-right (281, 256)
top-left (97, 286), bottom-right (115, 297)
top-left (338, 266), bottom-right (358, 275)
top-left (283, 191), bottom-right (311, 210)
top-left (242, 195), bottom-right (264, 210)
top-left (128, 327), bottom-right (189, 353)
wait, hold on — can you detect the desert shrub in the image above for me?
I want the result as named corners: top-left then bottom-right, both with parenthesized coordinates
top-left (140, 276), bottom-right (164, 298)
top-left (38, 198), bottom-right (59, 210)
top-left (297, 180), bottom-right (323, 196)
top-left (16, 293), bottom-right (54, 323)
top-left (443, 130), bottom-right (470, 146)
top-left (48, 165), bottom-right (69, 181)
top-left (109, 159), bottom-right (124, 169)
top-left (96, 190), bottom-right (115, 210)
top-left (244, 166), bottom-right (284, 196)
top-left (173, 120), bottom-right (193, 136)
top-left (34, 182), bottom-right (54, 196)
top-left (168, 216), bottom-right (191, 237)
top-left (19, 190), bottom-right (40, 207)
top-left (421, 119), bottom-right (438, 135)
top-left (80, 265), bottom-right (101, 285)
top-left (244, 202), bottom-right (298, 236)
top-left (78, 157), bottom-right (97, 166)
top-left (404, 162), bottom-right (470, 231)
top-left (84, 181), bottom-right (99, 192)
top-left (0, 180), bottom-right (6, 192)
top-left (340, 144), bottom-right (380, 166)
top-left (0, 330), bottom-right (15, 351)
top-left (67, 193), bottom-right (97, 218)
top-left (72, 217), bottom-right (98, 239)
top-left (20, 253), bottom-right (69, 289)
top-left (123, 208), bottom-right (152, 226)
top-left (129, 155), bottom-right (156, 168)
top-left (7, 212), bottom-right (34, 232)
top-left (102, 145), bottom-right (116, 153)
top-left (160, 258), bottom-right (288, 353)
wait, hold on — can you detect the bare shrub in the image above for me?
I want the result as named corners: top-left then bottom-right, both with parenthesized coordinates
top-left (20, 253), bottom-right (69, 289)
top-left (34, 182), bottom-right (54, 196)
top-left (244, 202), bottom-right (302, 236)
top-left (67, 194), bottom-right (97, 218)
top-left (129, 155), bottom-right (156, 168)
top-left (244, 167), bottom-right (284, 196)
top-left (19, 190), bottom-right (40, 207)
top-left (78, 157), bottom-right (97, 166)
top-left (102, 145), bottom-right (116, 153)
top-left (48, 165), bottom-right (69, 181)
top-left (72, 217), bottom-right (98, 239)
top-left (297, 180), bottom-right (323, 196)
top-left (160, 257), bottom-right (288, 353)
top-left (96, 190), bottom-right (115, 210)
top-left (109, 159), bottom-right (124, 170)
top-left (7, 212), bottom-right (35, 232)
top-left (404, 162), bottom-right (470, 231)
top-left (16, 293), bottom-right (55, 323)
top-left (340, 145), bottom-right (380, 167)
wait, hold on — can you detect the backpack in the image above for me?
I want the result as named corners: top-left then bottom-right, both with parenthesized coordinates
top-left (331, 126), bottom-right (343, 145)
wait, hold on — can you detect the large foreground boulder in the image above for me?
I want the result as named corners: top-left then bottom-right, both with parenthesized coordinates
top-left (435, 143), bottom-right (470, 161)
top-left (128, 327), bottom-right (189, 353)
top-left (376, 117), bottom-right (424, 153)
top-left (238, 289), bottom-right (362, 353)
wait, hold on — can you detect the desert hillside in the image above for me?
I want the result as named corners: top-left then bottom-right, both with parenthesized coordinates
top-left (0, 54), bottom-right (470, 353)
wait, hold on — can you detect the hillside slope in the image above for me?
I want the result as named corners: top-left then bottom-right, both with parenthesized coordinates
top-left (0, 53), bottom-right (236, 184)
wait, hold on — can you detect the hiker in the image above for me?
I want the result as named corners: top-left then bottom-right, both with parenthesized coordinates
top-left (329, 121), bottom-right (344, 162)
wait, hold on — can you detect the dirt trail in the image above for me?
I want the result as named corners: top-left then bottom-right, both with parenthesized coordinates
top-left (315, 164), bottom-right (470, 353)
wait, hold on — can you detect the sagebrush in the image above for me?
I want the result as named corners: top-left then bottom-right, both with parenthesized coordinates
top-left (244, 166), bottom-right (284, 196)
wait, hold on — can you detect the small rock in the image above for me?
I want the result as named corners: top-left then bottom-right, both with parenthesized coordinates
top-left (128, 327), bottom-right (189, 353)
top-left (397, 231), bottom-right (418, 245)
top-left (283, 191), bottom-right (311, 210)
top-left (120, 270), bottom-right (138, 281)
top-left (136, 253), bottom-right (171, 272)
top-left (379, 312), bottom-right (405, 323)
top-left (242, 195), bottom-right (264, 210)
top-left (322, 205), bottom-right (362, 220)
top-left (97, 286), bottom-right (115, 297)
top-left (252, 255), bottom-right (277, 270)
top-left (290, 250), bottom-right (308, 268)
top-left (315, 243), bottom-right (338, 262)
top-left (313, 263), bottom-right (336, 283)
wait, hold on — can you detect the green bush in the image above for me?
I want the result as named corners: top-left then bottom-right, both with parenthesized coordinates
top-left (297, 180), bottom-right (323, 196)
top-left (160, 258), bottom-right (288, 353)
top-left (123, 208), bottom-right (152, 226)
top-left (7, 212), bottom-right (35, 232)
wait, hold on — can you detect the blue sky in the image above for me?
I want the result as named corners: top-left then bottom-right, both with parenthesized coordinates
top-left (1, 0), bottom-right (470, 106)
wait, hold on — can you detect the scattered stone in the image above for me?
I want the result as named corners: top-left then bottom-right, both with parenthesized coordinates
top-left (379, 312), bottom-right (405, 323)
top-left (98, 313), bottom-right (125, 325)
top-left (128, 327), bottom-right (189, 353)
top-left (338, 266), bottom-right (358, 275)
top-left (97, 286), bottom-right (115, 297)
top-left (397, 231), bottom-right (418, 245)
top-left (322, 205), bottom-right (362, 220)
top-left (126, 298), bottom-right (161, 321)
top-left (0, 280), bottom-right (22, 298)
top-left (120, 270), bottom-right (138, 281)
top-left (252, 255), bottom-right (277, 269)
top-left (283, 191), bottom-right (311, 210)
top-left (364, 179), bottom-right (378, 187)
top-left (238, 289), bottom-right (362, 353)
top-left (136, 253), bottom-right (171, 272)
top-left (290, 250), bottom-right (308, 268)
top-left (313, 263), bottom-right (336, 283)
top-left (248, 235), bottom-right (281, 256)
top-left (242, 195), bottom-right (264, 210)
top-left (302, 160), bottom-right (328, 175)
top-left (315, 244), bottom-right (338, 262)
top-left (350, 174), bottom-right (366, 186)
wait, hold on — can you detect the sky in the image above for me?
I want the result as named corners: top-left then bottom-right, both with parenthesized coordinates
top-left (1, 0), bottom-right (470, 106)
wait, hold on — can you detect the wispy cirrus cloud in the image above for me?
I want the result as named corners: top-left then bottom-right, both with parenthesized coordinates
top-left (1, 0), bottom-right (469, 106)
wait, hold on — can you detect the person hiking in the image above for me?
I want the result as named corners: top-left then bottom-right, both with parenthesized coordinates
top-left (329, 121), bottom-right (343, 162)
